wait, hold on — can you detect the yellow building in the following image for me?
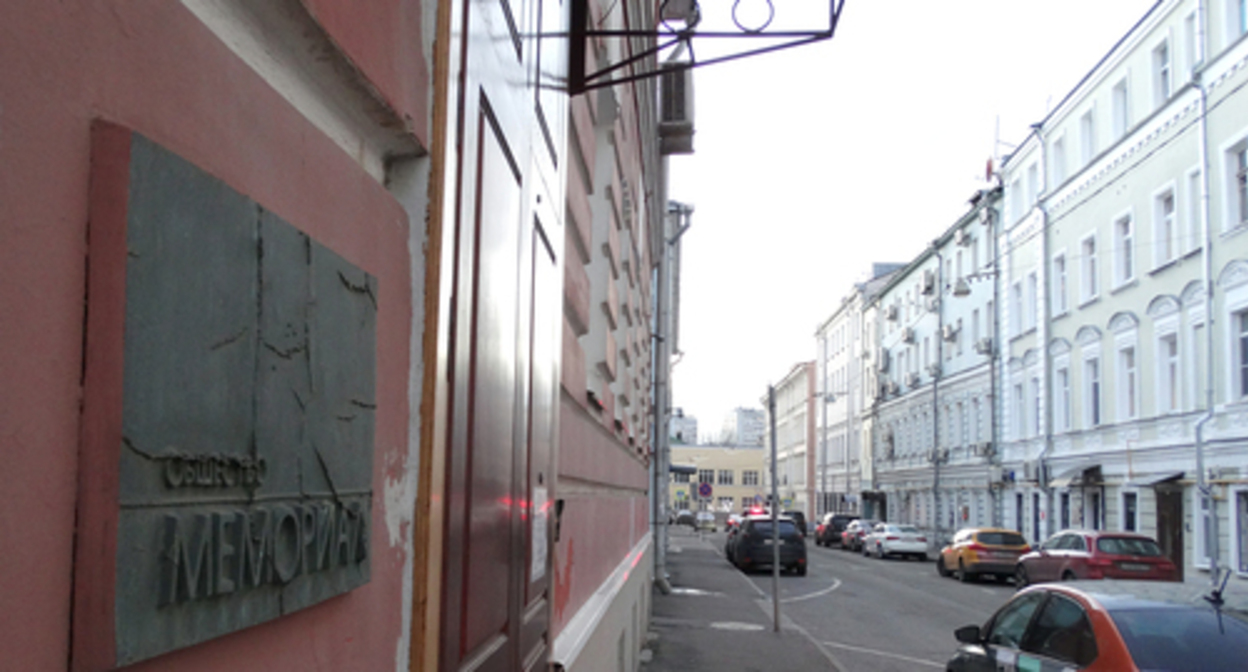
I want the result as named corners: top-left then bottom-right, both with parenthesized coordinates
top-left (670, 444), bottom-right (771, 514)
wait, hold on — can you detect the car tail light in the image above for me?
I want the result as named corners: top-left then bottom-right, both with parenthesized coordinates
top-left (966, 542), bottom-right (987, 553)
top-left (916, 537), bottom-right (927, 542)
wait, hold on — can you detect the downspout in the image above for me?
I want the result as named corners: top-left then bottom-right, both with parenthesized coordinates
top-left (989, 195), bottom-right (1004, 528)
top-left (1192, 0), bottom-right (1220, 587)
top-left (932, 245), bottom-right (944, 546)
top-left (1033, 124), bottom-right (1056, 540)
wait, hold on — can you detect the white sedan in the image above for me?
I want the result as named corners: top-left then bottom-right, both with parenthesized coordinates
top-left (863, 523), bottom-right (928, 560)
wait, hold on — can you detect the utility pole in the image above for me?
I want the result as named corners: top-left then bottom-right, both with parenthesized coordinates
top-left (768, 385), bottom-right (780, 632)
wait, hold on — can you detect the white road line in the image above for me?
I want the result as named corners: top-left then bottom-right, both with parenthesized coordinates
top-left (781, 578), bottom-right (842, 604)
top-left (820, 641), bottom-right (945, 669)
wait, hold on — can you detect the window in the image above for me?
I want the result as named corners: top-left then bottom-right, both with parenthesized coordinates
top-left (1089, 492), bottom-right (1102, 530)
top-left (1229, 0), bottom-right (1248, 43)
top-left (1237, 489), bottom-right (1247, 573)
top-left (1030, 377), bottom-right (1041, 437)
top-left (1154, 40), bottom-right (1172, 107)
top-left (1187, 168), bottom-right (1203, 254)
top-left (1191, 322), bottom-right (1206, 411)
top-left (986, 591), bottom-right (1045, 648)
top-left (717, 496), bottom-right (733, 510)
top-left (717, 469), bottom-right (734, 486)
top-left (1085, 357), bottom-right (1102, 427)
top-left (1112, 78), bottom-right (1130, 139)
top-left (1056, 366), bottom-right (1071, 431)
top-left (698, 469), bottom-right (714, 484)
top-left (1052, 136), bottom-right (1068, 185)
top-left (1159, 333), bottom-right (1180, 412)
top-left (1053, 254), bottom-right (1068, 314)
top-left (972, 309), bottom-right (981, 343)
top-left (673, 471), bottom-right (690, 483)
top-left (1010, 176), bottom-right (1024, 221)
top-left (1123, 491), bottom-right (1138, 532)
top-left (1080, 109), bottom-right (1097, 164)
top-left (1231, 144), bottom-right (1248, 228)
top-left (1115, 215), bottom-right (1135, 286)
top-left (1014, 383), bottom-right (1025, 440)
top-left (1026, 272), bottom-right (1038, 330)
top-left (742, 470), bottom-right (759, 486)
top-left (741, 496), bottom-right (753, 509)
top-left (1021, 595), bottom-right (1098, 667)
top-left (1238, 312), bottom-right (1248, 399)
top-left (1155, 188), bottom-right (1176, 267)
top-left (1119, 346), bottom-right (1138, 419)
top-left (1196, 490), bottom-right (1214, 566)
top-left (1012, 282), bottom-right (1024, 336)
top-left (1061, 492), bottom-right (1071, 528)
top-left (1081, 235), bottom-right (1099, 302)
top-left (1027, 163), bottom-right (1039, 206)
top-left (1185, 12), bottom-right (1198, 78)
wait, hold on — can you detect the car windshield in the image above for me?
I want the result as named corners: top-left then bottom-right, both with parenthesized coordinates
top-left (1110, 607), bottom-right (1248, 671)
top-left (751, 520), bottom-right (798, 536)
top-left (978, 532), bottom-right (1026, 546)
top-left (1097, 537), bottom-right (1162, 556)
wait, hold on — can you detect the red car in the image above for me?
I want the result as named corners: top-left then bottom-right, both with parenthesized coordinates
top-left (1015, 530), bottom-right (1178, 586)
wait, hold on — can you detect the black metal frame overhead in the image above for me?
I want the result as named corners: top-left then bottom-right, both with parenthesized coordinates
top-left (566, 0), bottom-right (846, 94)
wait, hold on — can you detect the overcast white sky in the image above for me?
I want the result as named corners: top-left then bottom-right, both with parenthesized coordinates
top-left (666, 0), bottom-right (1158, 441)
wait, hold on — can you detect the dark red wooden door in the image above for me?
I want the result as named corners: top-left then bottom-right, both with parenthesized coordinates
top-left (439, 0), bottom-right (566, 669)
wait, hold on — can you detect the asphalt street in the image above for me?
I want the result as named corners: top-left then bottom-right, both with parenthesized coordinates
top-left (676, 528), bottom-right (1016, 671)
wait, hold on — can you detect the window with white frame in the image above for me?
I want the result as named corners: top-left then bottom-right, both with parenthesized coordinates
top-left (718, 469), bottom-right (734, 485)
top-left (1053, 254), bottom-right (1068, 314)
top-left (1012, 281), bottom-right (1024, 336)
top-left (1085, 356), bottom-right (1102, 427)
top-left (1187, 167), bottom-right (1203, 254)
top-left (1195, 489), bottom-right (1214, 567)
top-left (1030, 376), bottom-right (1041, 436)
top-left (1052, 135), bottom-right (1068, 185)
top-left (972, 309), bottom-right (981, 344)
top-left (1184, 12), bottom-right (1198, 77)
top-left (1112, 78), bottom-right (1130, 139)
top-left (1158, 332), bottom-right (1181, 413)
top-left (1114, 215), bottom-right (1135, 286)
top-left (1236, 487), bottom-right (1248, 574)
top-left (971, 398), bottom-right (981, 442)
top-left (1237, 311), bottom-right (1248, 399)
top-left (1014, 383), bottom-right (1025, 440)
top-left (1229, 141), bottom-right (1248, 230)
top-left (1055, 365), bottom-right (1072, 431)
top-left (1153, 39), bottom-right (1172, 108)
top-left (1227, 0), bottom-right (1247, 44)
top-left (1027, 163), bottom-right (1039, 206)
top-left (1010, 176), bottom-right (1024, 222)
top-left (1191, 319), bottom-right (1206, 411)
top-left (1026, 272), bottom-right (1038, 330)
top-left (698, 469), bottom-right (714, 484)
top-left (1155, 187), bottom-right (1176, 267)
top-left (1081, 108), bottom-right (1097, 165)
top-left (1081, 235), bottom-right (1099, 302)
top-left (1118, 345), bottom-right (1138, 420)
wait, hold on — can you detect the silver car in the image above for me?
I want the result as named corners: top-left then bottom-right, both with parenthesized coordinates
top-left (863, 523), bottom-right (928, 560)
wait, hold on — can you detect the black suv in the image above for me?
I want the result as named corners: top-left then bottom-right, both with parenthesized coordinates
top-left (815, 513), bottom-right (859, 547)
top-left (729, 514), bottom-right (807, 575)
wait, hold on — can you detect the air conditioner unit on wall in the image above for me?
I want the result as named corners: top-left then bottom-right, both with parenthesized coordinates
top-left (902, 327), bottom-right (915, 344)
top-left (926, 363), bottom-right (941, 378)
top-left (955, 228), bottom-right (970, 246)
top-left (905, 372), bottom-right (920, 387)
top-left (1022, 460), bottom-right (1039, 482)
top-left (886, 304), bottom-right (899, 321)
top-left (659, 65), bottom-right (694, 155)
top-left (942, 324), bottom-right (958, 342)
top-left (974, 337), bottom-right (993, 355)
top-left (887, 381), bottom-right (899, 395)
top-left (922, 270), bottom-right (935, 295)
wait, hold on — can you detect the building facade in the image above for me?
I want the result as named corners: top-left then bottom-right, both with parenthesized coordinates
top-left (720, 407), bottom-right (767, 446)
top-left (669, 445), bottom-right (769, 514)
top-left (767, 362), bottom-right (817, 518)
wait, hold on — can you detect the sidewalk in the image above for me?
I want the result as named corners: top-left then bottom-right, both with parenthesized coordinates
top-left (642, 527), bottom-right (840, 672)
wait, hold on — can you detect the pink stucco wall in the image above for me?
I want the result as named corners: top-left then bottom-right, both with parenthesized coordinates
top-left (0, 2), bottom-right (415, 669)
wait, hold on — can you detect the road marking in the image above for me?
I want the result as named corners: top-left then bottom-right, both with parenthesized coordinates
top-left (709, 621), bottom-right (765, 631)
top-left (820, 641), bottom-right (944, 668)
top-left (781, 579), bottom-right (842, 604)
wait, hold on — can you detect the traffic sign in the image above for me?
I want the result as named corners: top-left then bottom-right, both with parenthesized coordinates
top-left (697, 482), bottom-right (713, 499)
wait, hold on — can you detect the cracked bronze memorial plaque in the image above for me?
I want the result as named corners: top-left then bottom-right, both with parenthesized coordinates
top-left (73, 124), bottom-right (375, 670)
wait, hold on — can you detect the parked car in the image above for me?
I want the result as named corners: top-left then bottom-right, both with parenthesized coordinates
top-left (815, 513), bottom-right (858, 547)
top-left (782, 510), bottom-right (808, 537)
top-left (694, 511), bottom-right (717, 532)
top-left (674, 509), bottom-right (695, 527)
top-left (1015, 530), bottom-right (1178, 587)
top-left (841, 519), bottom-right (879, 553)
top-left (947, 580), bottom-right (1248, 671)
top-left (729, 514), bottom-right (807, 575)
top-left (938, 527), bottom-right (1030, 583)
top-left (862, 522), bottom-right (928, 560)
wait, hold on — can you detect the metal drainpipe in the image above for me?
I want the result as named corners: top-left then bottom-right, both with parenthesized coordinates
top-left (932, 244), bottom-right (944, 547)
top-left (1033, 124), bottom-right (1055, 540)
top-left (988, 196), bottom-right (1004, 528)
top-left (1193, 0), bottom-right (1220, 587)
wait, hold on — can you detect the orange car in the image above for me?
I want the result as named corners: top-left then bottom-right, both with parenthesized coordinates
top-left (947, 580), bottom-right (1248, 671)
top-left (938, 527), bottom-right (1030, 583)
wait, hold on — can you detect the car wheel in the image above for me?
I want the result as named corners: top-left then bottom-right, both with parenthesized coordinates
top-left (796, 564), bottom-right (807, 576)
top-left (937, 557), bottom-right (951, 577)
top-left (1061, 570), bottom-right (1076, 582)
top-left (958, 560), bottom-right (974, 583)
top-left (1014, 565), bottom-right (1029, 589)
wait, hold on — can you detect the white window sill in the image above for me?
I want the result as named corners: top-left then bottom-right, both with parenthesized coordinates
top-left (1111, 278), bottom-right (1139, 295)
top-left (1078, 296), bottom-right (1100, 310)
